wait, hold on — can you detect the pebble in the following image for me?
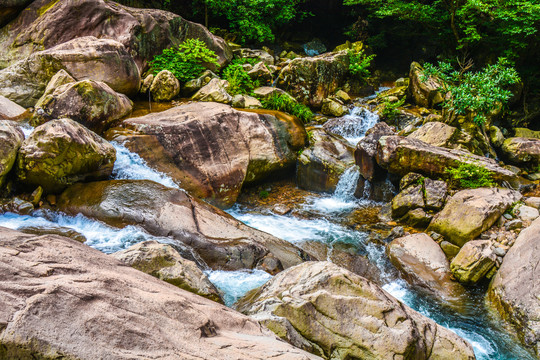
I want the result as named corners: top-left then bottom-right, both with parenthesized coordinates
top-left (505, 219), bottom-right (523, 231)
top-left (492, 246), bottom-right (507, 257)
top-left (503, 213), bottom-right (513, 220)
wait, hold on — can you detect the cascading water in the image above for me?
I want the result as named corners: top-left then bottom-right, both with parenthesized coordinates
top-left (325, 106), bottom-right (380, 145)
top-left (205, 269), bottom-right (273, 306)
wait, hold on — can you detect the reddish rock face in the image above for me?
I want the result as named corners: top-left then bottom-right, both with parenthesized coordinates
top-left (355, 122), bottom-right (395, 181)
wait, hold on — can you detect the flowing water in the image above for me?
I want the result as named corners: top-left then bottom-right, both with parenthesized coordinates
top-left (325, 106), bottom-right (380, 145)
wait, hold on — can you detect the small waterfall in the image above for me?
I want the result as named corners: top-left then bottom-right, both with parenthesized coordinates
top-left (362, 179), bottom-right (372, 199)
top-left (205, 269), bottom-right (272, 306)
top-left (325, 106), bottom-right (379, 145)
top-left (333, 166), bottom-right (360, 201)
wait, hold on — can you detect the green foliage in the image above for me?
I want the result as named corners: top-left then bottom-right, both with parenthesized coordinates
top-left (222, 60), bottom-right (260, 96)
top-left (150, 39), bottom-right (219, 83)
top-left (259, 190), bottom-right (270, 199)
top-left (445, 161), bottom-right (496, 189)
top-left (422, 58), bottom-right (520, 126)
top-left (261, 93), bottom-right (314, 123)
top-left (347, 49), bottom-right (375, 81)
top-left (380, 98), bottom-right (405, 120)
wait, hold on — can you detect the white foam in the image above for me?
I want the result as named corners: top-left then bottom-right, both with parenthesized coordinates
top-left (326, 106), bottom-right (379, 145)
top-left (205, 269), bottom-right (272, 306)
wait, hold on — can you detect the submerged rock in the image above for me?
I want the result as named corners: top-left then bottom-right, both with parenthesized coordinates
top-left (237, 261), bottom-right (475, 360)
top-left (0, 227), bottom-right (319, 360)
top-left (0, 121), bottom-right (24, 189)
top-left (57, 180), bottom-right (312, 272)
top-left (16, 118), bottom-right (116, 193)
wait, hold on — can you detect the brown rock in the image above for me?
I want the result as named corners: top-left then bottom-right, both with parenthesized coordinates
top-left (354, 122), bottom-right (395, 181)
top-left (408, 62), bottom-right (444, 108)
top-left (450, 240), bottom-right (496, 284)
top-left (501, 137), bottom-right (540, 165)
top-left (0, 95), bottom-right (27, 119)
top-left (0, 121), bottom-right (24, 189)
top-left (391, 184), bottom-right (424, 218)
top-left (407, 121), bottom-right (459, 148)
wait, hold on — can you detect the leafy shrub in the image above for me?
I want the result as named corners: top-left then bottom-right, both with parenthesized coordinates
top-left (259, 190), bottom-right (270, 199)
top-left (261, 93), bottom-right (314, 123)
top-left (222, 59), bottom-right (260, 96)
top-left (347, 49), bottom-right (375, 81)
top-left (380, 98), bottom-right (405, 120)
top-left (150, 39), bottom-right (219, 83)
top-left (445, 161), bottom-right (496, 189)
top-left (422, 58), bottom-right (520, 126)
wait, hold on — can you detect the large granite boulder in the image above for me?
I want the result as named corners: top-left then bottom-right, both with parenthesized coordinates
top-left (297, 128), bottom-right (355, 193)
top-left (388, 233), bottom-right (466, 304)
top-left (112, 240), bottom-right (222, 303)
top-left (488, 216), bottom-right (540, 356)
top-left (57, 180), bottom-right (312, 272)
top-left (277, 51), bottom-right (349, 108)
top-left (0, 227), bottom-right (320, 360)
top-left (149, 70), bottom-right (181, 102)
top-left (408, 62), bottom-right (444, 108)
top-left (114, 103), bottom-right (306, 207)
top-left (0, 121), bottom-right (24, 189)
top-left (428, 188), bottom-right (522, 247)
top-left (0, 95), bottom-right (26, 119)
top-left (16, 118), bottom-right (116, 193)
top-left (501, 137), bottom-right (540, 166)
top-left (237, 261), bottom-right (475, 360)
top-left (31, 79), bottom-right (133, 133)
top-left (376, 136), bottom-right (518, 184)
top-left (0, 0), bottom-right (232, 71)
top-left (450, 240), bottom-right (497, 284)
top-left (407, 122), bottom-right (460, 148)
top-left (0, 36), bottom-right (140, 107)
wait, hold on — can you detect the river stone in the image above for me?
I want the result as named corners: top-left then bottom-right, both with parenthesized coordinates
top-left (488, 216), bottom-right (540, 356)
top-left (408, 62), bottom-right (444, 108)
top-left (232, 94), bottom-right (263, 109)
top-left (233, 48), bottom-right (275, 66)
top-left (524, 197), bottom-right (540, 209)
top-left (192, 78), bottom-right (232, 104)
top-left (0, 227), bottom-right (320, 360)
top-left (57, 180), bottom-right (311, 272)
top-left (0, 121), bottom-right (25, 189)
top-left (321, 98), bottom-right (348, 117)
top-left (253, 86), bottom-right (291, 101)
top-left (34, 69), bottom-right (76, 109)
top-left (0, 36), bottom-right (141, 107)
top-left (450, 240), bottom-right (497, 284)
top-left (116, 103), bottom-right (305, 207)
top-left (408, 122), bottom-right (459, 148)
top-left (428, 188), bottom-right (522, 247)
top-left (514, 127), bottom-right (540, 139)
top-left (237, 261), bottom-right (475, 360)
top-left (399, 173), bottom-right (424, 191)
top-left (391, 184), bottom-right (425, 218)
top-left (354, 122), bottom-right (395, 181)
top-left (514, 204), bottom-right (540, 222)
top-left (0, 95), bottom-right (26, 119)
top-left (16, 118), bottom-right (116, 193)
top-left (388, 233), bottom-right (467, 304)
top-left (424, 178), bottom-right (448, 211)
top-left (112, 240), bottom-right (222, 303)
top-left (489, 126), bottom-right (505, 148)
top-left (248, 62), bottom-right (273, 84)
top-left (376, 136), bottom-right (518, 185)
top-left (403, 208), bottom-right (433, 228)
top-left (150, 70), bottom-right (180, 102)
top-left (31, 79), bottom-right (133, 134)
top-left (18, 225), bottom-right (87, 243)
top-left (182, 70), bottom-right (219, 96)
top-left (277, 51), bottom-right (349, 108)
top-left (297, 128), bottom-right (355, 193)
top-left (0, 0), bottom-right (232, 72)
top-left (501, 137), bottom-right (540, 165)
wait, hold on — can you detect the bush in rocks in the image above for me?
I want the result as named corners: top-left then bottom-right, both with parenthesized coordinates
top-left (445, 161), bottom-right (496, 189)
top-left (222, 60), bottom-right (260, 96)
top-left (261, 93), bottom-right (314, 123)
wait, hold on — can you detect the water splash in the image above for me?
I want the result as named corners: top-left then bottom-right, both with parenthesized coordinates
top-left (325, 106), bottom-right (379, 145)
top-left (19, 123), bottom-right (34, 139)
top-left (205, 269), bottom-right (272, 306)
top-left (334, 166), bottom-right (361, 200)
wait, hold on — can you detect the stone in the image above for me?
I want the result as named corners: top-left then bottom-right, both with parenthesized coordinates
top-left (0, 121), bottom-right (24, 189)
top-left (514, 204), bottom-right (540, 222)
top-left (237, 261), bottom-right (475, 360)
top-left (391, 184), bottom-right (424, 218)
top-left (113, 240), bottom-right (222, 303)
top-left (150, 70), bottom-right (180, 102)
top-left (423, 178), bottom-right (448, 210)
top-left (450, 240), bottom-right (497, 284)
top-left (524, 197), bottom-right (540, 209)
top-left (376, 136), bottom-right (518, 185)
top-left (253, 86), bottom-right (290, 101)
top-left (272, 204), bottom-right (292, 215)
top-left (0, 95), bottom-right (26, 119)
top-left (31, 79), bottom-right (133, 134)
top-left (403, 208), bottom-right (433, 228)
top-left (321, 98), bottom-right (348, 117)
top-left (34, 69), bottom-right (76, 110)
top-left (303, 39), bottom-right (327, 56)
top-left (58, 180), bottom-right (312, 271)
top-left (488, 216), bottom-right (540, 356)
top-left (0, 0), bottom-right (32, 27)
top-left (277, 51), bottom-right (349, 108)
top-left (232, 94), bottom-right (263, 109)
top-left (408, 62), bottom-right (444, 108)
top-left (514, 127), bottom-right (540, 139)
top-left (0, 0), bottom-right (232, 71)
top-left (192, 78), bottom-right (232, 104)
top-left (354, 122), bottom-right (395, 181)
top-left (247, 62), bottom-right (273, 84)
top-left (115, 103), bottom-right (306, 207)
top-left (335, 90), bottom-right (351, 103)
top-left (0, 36), bottom-right (140, 107)
top-left (140, 74), bottom-right (154, 94)
top-left (0, 227), bottom-right (319, 360)
top-left (501, 137), bottom-right (540, 165)
top-left (18, 225), bottom-right (87, 243)
top-left (505, 219), bottom-right (523, 230)
top-left (399, 172), bottom-right (423, 190)
top-left (388, 233), bottom-right (467, 304)
top-left (297, 128), bottom-right (354, 192)
top-left (16, 118), bottom-right (116, 193)
top-left (233, 48), bottom-right (274, 66)
top-left (182, 70), bottom-right (219, 96)
top-left (428, 188), bottom-right (522, 247)
top-left (440, 241), bottom-right (461, 259)
top-left (407, 121), bottom-right (459, 148)
top-left (489, 126), bottom-right (505, 148)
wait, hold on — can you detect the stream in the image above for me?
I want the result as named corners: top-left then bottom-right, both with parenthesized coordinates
top-left (0, 105), bottom-right (535, 360)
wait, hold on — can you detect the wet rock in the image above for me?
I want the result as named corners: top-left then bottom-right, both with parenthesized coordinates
top-left (31, 79), bottom-right (133, 133)
top-left (140, 74), bottom-right (154, 94)
top-left (277, 51), bottom-right (349, 108)
top-left (233, 48), bottom-right (274, 66)
top-left (501, 137), bottom-right (540, 165)
top-left (19, 225), bottom-right (87, 243)
top-left (488, 216), bottom-right (540, 356)
top-left (408, 62), bottom-right (444, 108)
top-left (0, 36), bottom-right (140, 107)
top-left (57, 180), bottom-right (311, 271)
top-left (113, 240), bottom-right (223, 303)
top-left (0, 0), bottom-right (232, 71)
top-left (354, 122), bottom-right (395, 181)
top-left (232, 94), bottom-right (263, 109)
top-left (388, 233), bottom-right (467, 304)
top-left (321, 98), bottom-right (348, 117)
top-left (297, 128), bottom-right (354, 192)
top-left (428, 188), bottom-right (521, 247)
top-left (407, 122), bottom-right (459, 148)
top-left (335, 90), bottom-right (351, 103)
top-left (117, 103), bottom-right (305, 207)
top-left (0, 197), bottom-right (34, 215)
top-left (192, 78), bottom-right (232, 104)
top-left (272, 204), bottom-right (292, 215)
top-left (0, 95), bottom-right (26, 119)
top-left (355, 177), bottom-right (396, 202)
top-left (182, 70), bottom-right (219, 96)
top-left (237, 261), bottom-right (475, 360)
top-left (514, 204), bottom-right (539, 222)
top-left (0, 227), bottom-right (319, 360)
top-left (489, 126), bottom-right (505, 148)
top-left (0, 121), bottom-right (24, 189)
top-left (391, 184), bottom-right (424, 218)
top-left (423, 178), bottom-right (448, 210)
top-left (376, 136), bottom-right (518, 185)
top-left (450, 240), bottom-right (496, 284)
top-left (16, 118), bottom-right (116, 193)
top-left (150, 70), bottom-right (180, 102)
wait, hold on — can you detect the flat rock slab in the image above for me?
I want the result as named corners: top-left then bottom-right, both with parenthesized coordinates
top-left (0, 227), bottom-right (320, 360)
